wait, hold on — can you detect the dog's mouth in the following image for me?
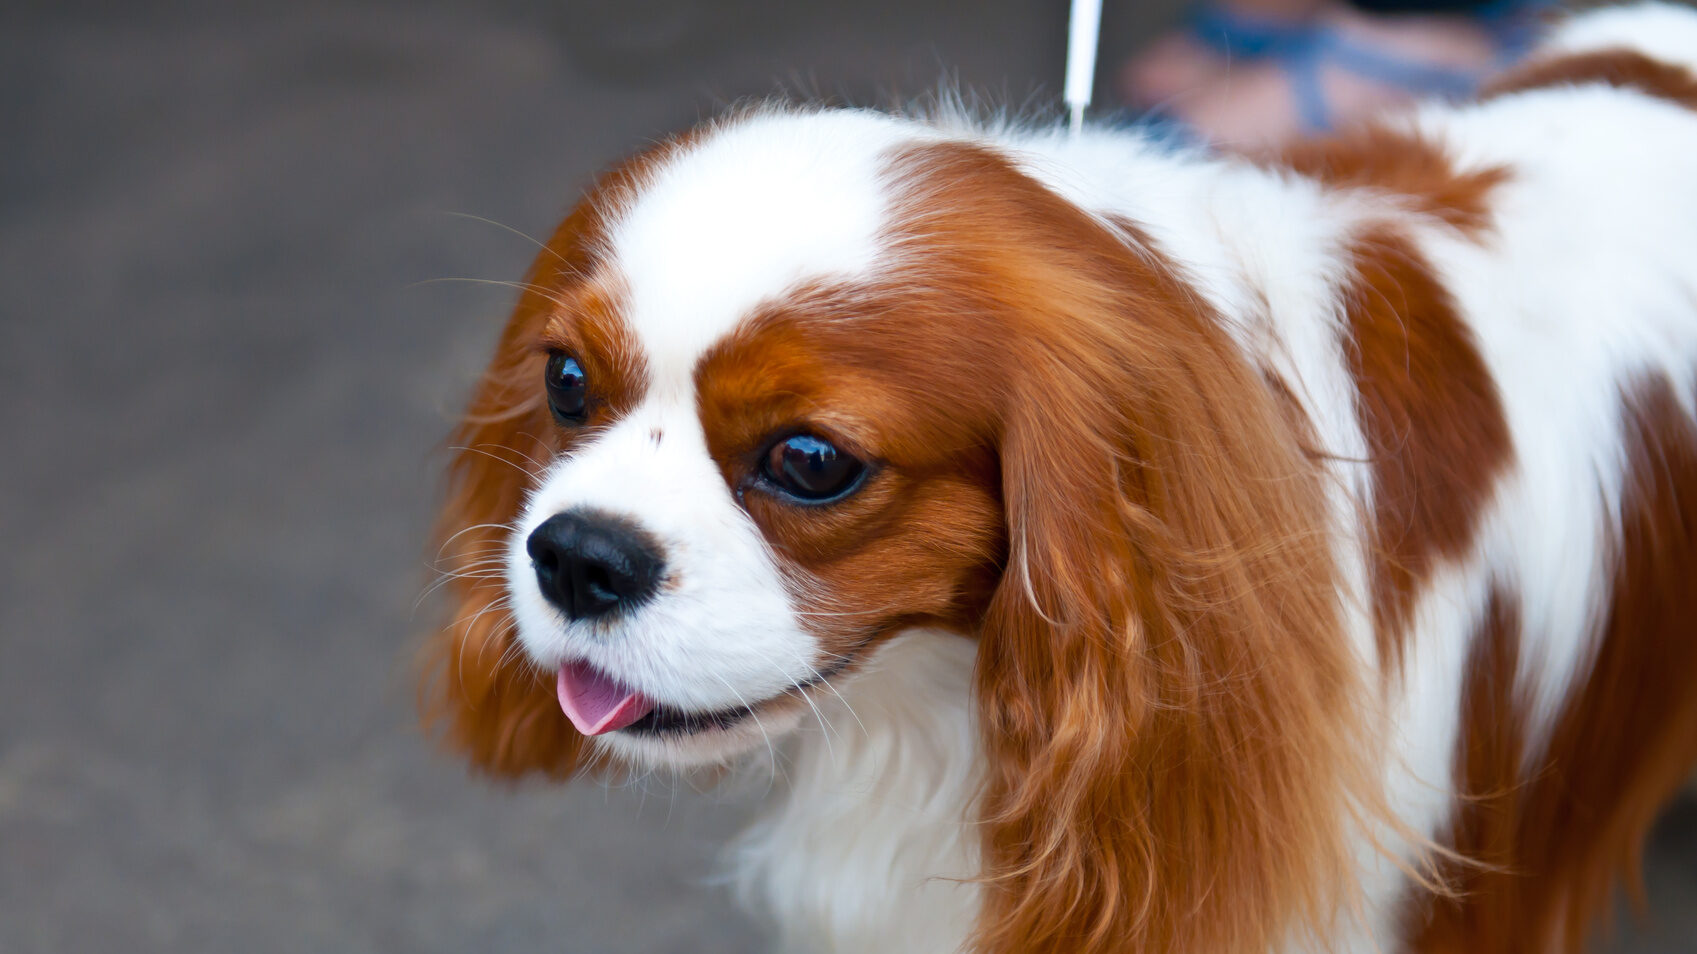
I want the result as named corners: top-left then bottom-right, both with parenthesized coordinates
top-left (555, 651), bottom-right (860, 739)
top-left (622, 695), bottom-right (786, 736)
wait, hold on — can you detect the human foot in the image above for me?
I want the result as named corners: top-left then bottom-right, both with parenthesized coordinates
top-left (1121, 1), bottom-right (1545, 148)
top-left (1118, 1), bottom-right (1327, 113)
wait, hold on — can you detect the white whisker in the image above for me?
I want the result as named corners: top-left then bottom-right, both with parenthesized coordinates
top-left (437, 210), bottom-right (570, 267)
top-left (449, 444), bottom-right (544, 481)
top-left (706, 670), bottom-right (780, 793)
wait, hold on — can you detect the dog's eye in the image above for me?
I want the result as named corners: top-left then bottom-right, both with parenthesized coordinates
top-left (544, 352), bottom-right (587, 424)
top-left (762, 434), bottom-right (866, 503)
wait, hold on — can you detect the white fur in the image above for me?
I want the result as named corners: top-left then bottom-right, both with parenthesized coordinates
top-left (729, 631), bottom-right (982, 954)
top-left (1403, 80), bottom-right (1697, 761)
top-left (1543, 0), bottom-right (1697, 71)
top-left (498, 5), bottom-right (1697, 949)
top-left (609, 108), bottom-right (910, 384)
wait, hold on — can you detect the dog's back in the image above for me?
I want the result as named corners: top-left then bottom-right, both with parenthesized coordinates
top-left (1282, 6), bottom-right (1697, 947)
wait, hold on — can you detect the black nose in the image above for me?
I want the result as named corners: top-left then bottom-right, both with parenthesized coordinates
top-left (526, 510), bottom-right (664, 621)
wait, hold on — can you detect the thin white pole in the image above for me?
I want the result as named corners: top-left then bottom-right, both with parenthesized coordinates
top-left (1065, 0), bottom-right (1103, 135)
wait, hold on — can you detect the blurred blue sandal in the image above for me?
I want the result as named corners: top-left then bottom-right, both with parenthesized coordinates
top-left (1177, 0), bottom-right (1552, 133)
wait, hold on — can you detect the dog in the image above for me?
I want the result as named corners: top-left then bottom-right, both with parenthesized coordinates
top-left (422, 5), bottom-right (1697, 951)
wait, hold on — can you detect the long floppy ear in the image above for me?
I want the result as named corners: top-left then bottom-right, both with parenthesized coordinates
top-left (417, 322), bottom-right (589, 780)
top-left (970, 238), bottom-right (1371, 953)
top-left (417, 295), bottom-right (591, 779)
top-left (416, 199), bottom-right (616, 780)
top-left (416, 137), bottom-right (697, 779)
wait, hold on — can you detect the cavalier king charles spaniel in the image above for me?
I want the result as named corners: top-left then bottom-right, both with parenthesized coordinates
top-left (422, 5), bottom-right (1697, 952)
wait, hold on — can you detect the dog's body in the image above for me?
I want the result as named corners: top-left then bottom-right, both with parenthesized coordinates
top-left (427, 5), bottom-right (1697, 952)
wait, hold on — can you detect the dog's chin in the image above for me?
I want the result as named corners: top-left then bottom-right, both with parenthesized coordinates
top-left (592, 697), bottom-right (810, 769)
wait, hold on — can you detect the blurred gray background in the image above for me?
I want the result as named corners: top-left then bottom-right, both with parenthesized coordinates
top-left (1, 0), bottom-right (1691, 951)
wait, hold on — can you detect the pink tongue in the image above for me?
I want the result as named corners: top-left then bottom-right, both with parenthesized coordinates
top-left (556, 660), bottom-right (655, 736)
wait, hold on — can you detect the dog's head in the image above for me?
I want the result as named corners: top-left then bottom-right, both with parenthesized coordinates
top-left (423, 108), bottom-right (1364, 952)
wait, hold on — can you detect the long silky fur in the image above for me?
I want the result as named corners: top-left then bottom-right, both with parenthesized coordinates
top-left (417, 204), bottom-right (602, 781)
top-left (876, 142), bottom-right (1379, 954)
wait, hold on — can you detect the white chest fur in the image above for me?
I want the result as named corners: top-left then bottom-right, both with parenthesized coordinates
top-left (726, 631), bottom-right (983, 954)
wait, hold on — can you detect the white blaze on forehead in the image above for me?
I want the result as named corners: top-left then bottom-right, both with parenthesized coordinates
top-left (605, 110), bottom-right (914, 384)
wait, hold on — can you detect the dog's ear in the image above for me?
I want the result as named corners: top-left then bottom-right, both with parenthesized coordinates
top-left (970, 241), bottom-right (1371, 954)
top-left (417, 304), bottom-right (589, 780)
top-left (416, 201), bottom-right (618, 781)
top-left (415, 135), bottom-right (721, 779)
